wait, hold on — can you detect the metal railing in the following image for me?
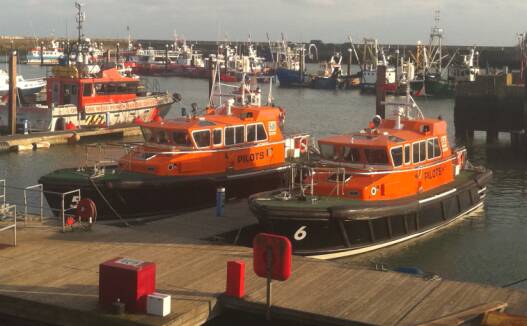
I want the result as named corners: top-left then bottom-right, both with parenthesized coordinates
top-left (1, 180), bottom-right (82, 231)
top-left (289, 164), bottom-right (348, 199)
top-left (24, 184), bottom-right (43, 223)
top-left (0, 204), bottom-right (17, 246)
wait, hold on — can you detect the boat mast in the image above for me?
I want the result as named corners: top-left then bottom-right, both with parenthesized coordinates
top-left (75, 2), bottom-right (86, 64)
top-left (429, 9), bottom-right (443, 75)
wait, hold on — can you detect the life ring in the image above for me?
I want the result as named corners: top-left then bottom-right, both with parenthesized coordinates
top-left (370, 186), bottom-right (377, 196)
top-left (76, 198), bottom-right (97, 222)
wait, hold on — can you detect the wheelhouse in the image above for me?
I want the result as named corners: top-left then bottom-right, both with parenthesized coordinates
top-left (47, 67), bottom-right (139, 111)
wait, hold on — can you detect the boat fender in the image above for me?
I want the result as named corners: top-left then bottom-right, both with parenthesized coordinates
top-left (370, 186), bottom-right (377, 196)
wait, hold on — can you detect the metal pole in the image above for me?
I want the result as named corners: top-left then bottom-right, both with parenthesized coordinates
top-left (40, 41), bottom-right (44, 66)
top-left (61, 194), bottom-right (65, 232)
top-left (265, 248), bottom-right (273, 321)
top-left (8, 51), bottom-right (17, 136)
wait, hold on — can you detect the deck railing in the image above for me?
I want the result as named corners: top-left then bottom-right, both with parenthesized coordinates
top-left (289, 164), bottom-right (347, 198)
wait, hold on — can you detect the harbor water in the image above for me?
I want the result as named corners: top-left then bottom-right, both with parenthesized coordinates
top-left (1, 65), bottom-right (527, 290)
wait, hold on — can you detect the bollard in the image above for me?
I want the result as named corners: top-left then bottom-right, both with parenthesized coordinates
top-left (225, 260), bottom-right (245, 298)
top-left (216, 187), bottom-right (225, 217)
top-left (23, 119), bottom-right (29, 134)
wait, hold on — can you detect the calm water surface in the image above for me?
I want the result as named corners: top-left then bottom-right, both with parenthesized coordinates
top-left (1, 65), bottom-right (526, 289)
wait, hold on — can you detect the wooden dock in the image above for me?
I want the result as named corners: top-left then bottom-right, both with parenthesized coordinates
top-left (0, 201), bottom-right (526, 325)
top-left (0, 126), bottom-right (142, 152)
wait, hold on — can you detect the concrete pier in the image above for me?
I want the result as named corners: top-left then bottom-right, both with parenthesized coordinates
top-left (0, 201), bottom-right (526, 325)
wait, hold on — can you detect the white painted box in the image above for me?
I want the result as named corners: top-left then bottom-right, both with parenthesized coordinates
top-left (146, 292), bottom-right (171, 317)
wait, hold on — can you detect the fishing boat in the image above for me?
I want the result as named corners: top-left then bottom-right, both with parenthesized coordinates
top-left (249, 91), bottom-right (491, 259)
top-left (0, 69), bottom-right (46, 97)
top-left (24, 39), bottom-right (64, 65)
top-left (275, 40), bottom-right (317, 87)
top-left (310, 53), bottom-right (342, 90)
top-left (39, 70), bottom-right (306, 220)
top-left (359, 38), bottom-right (397, 93)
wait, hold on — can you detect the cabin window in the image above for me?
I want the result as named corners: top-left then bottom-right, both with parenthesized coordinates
top-left (213, 129), bottom-right (222, 146)
top-left (404, 144), bottom-right (411, 165)
top-left (343, 146), bottom-right (361, 163)
top-left (172, 131), bottom-right (192, 147)
top-left (247, 125), bottom-right (256, 142)
top-left (365, 149), bottom-right (388, 165)
top-left (427, 138), bottom-right (441, 159)
top-left (419, 141), bottom-right (426, 161)
top-left (235, 126), bottom-right (245, 144)
top-left (390, 147), bottom-right (403, 167)
top-left (94, 82), bottom-right (138, 95)
top-left (256, 123), bottom-right (267, 141)
top-left (319, 143), bottom-right (336, 160)
top-left (413, 142), bottom-right (420, 163)
top-left (193, 130), bottom-right (211, 148)
top-left (413, 141), bottom-right (427, 163)
top-left (146, 130), bottom-right (169, 144)
top-left (225, 127), bottom-right (235, 146)
top-left (83, 84), bottom-right (93, 97)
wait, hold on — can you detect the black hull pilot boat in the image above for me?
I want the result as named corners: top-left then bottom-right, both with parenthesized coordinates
top-left (40, 80), bottom-right (306, 220)
top-left (249, 95), bottom-right (492, 259)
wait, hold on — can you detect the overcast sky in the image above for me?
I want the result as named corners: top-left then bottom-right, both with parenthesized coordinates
top-left (0, 0), bottom-right (525, 46)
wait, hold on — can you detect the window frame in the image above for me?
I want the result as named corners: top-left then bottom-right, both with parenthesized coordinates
top-left (212, 128), bottom-right (223, 147)
top-left (224, 125), bottom-right (245, 147)
top-left (390, 145), bottom-right (403, 167)
top-left (191, 129), bottom-right (212, 149)
top-left (404, 144), bottom-right (411, 165)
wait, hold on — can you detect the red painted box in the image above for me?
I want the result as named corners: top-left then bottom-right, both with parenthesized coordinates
top-left (225, 260), bottom-right (245, 298)
top-left (99, 257), bottom-right (156, 313)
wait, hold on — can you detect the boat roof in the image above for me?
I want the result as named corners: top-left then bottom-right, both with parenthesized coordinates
top-left (140, 105), bottom-right (282, 130)
top-left (319, 118), bottom-right (447, 148)
top-left (48, 67), bottom-right (138, 83)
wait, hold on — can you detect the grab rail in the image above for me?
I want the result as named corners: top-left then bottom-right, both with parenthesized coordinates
top-left (0, 204), bottom-right (17, 246)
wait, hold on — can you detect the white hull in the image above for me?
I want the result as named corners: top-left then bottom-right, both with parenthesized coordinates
top-left (0, 94), bottom-right (172, 132)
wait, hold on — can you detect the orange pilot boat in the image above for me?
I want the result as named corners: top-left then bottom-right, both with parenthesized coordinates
top-left (249, 93), bottom-right (492, 259)
top-left (39, 80), bottom-right (307, 220)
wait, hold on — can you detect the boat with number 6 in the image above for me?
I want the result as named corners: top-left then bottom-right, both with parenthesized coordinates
top-left (249, 93), bottom-right (491, 259)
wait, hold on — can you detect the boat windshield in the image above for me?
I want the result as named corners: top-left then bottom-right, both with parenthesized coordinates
top-left (343, 146), bottom-right (361, 163)
top-left (319, 143), bottom-right (336, 160)
top-left (364, 148), bottom-right (388, 165)
top-left (173, 130), bottom-right (192, 147)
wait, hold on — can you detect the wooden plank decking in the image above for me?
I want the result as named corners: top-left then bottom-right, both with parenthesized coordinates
top-left (0, 200), bottom-right (526, 326)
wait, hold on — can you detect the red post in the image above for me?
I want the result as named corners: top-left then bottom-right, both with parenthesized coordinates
top-left (225, 260), bottom-right (245, 298)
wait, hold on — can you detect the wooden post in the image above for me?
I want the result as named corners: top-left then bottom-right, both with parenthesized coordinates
top-left (116, 43), bottom-right (120, 63)
top-left (8, 51), bottom-right (17, 136)
top-left (208, 60), bottom-right (216, 101)
top-left (40, 41), bottom-right (44, 65)
top-left (165, 45), bottom-right (169, 73)
top-left (105, 49), bottom-right (111, 63)
top-left (376, 65), bottom-right (386, 119)
top-left (299, 47), bottom-right (305, 84)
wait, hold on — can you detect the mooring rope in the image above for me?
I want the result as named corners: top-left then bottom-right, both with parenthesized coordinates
top-left (88, 177), bottom-right (130, 227)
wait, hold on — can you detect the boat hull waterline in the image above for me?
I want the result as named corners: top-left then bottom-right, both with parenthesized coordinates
top-left (249, 169), bottom-right (491, 259)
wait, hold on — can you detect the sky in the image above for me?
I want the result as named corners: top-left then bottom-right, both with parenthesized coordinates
top-left (0, 0), bottom-right (525, 46)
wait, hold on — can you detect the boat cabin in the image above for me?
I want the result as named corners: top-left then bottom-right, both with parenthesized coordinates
top-left (311, 116), bottom-right (456, 201)
top-left (47, 67), bottom-right (139, 111)
top-left (119, 105), bottom-right (286, 176)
